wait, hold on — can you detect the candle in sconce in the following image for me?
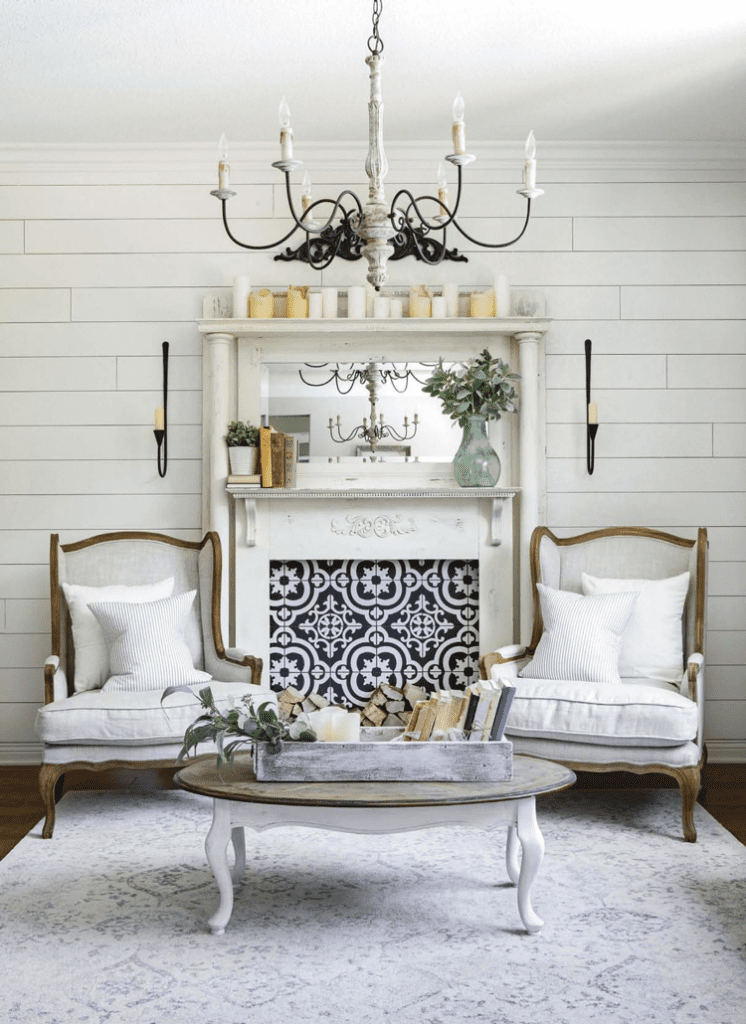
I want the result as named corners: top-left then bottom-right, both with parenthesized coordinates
top-left (347, 286), bottom-right (366, 318)
top-left (217, 133), bottom-right (230, 190)
top-left (588, 402), bottom-right (598, 425)
top-left (154, 407), bottom-right (165, 431)
top-left (279, 97), bottom-right (293, 160)
top-left (494, 274), bottom-right (510, 317)
top-left (443, 282), bottom-right (459, 317)
top-left (232, 275), bottom-right (250, 318)
top-left (523, 130), bottom-right (537, 190)
top-left (322, 287), bottom-right (338, 318)
top-left (451, 92), bottom-right (466, 155)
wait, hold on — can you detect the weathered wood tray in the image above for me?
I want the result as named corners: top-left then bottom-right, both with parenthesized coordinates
top-left (253, 727), bottom-right (513, 783)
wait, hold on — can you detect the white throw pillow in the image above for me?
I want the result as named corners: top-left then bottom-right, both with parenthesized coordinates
top-left (581, 570), bottom-right (690, 682)
top-left (62, 578), bottom-right (175, 692)
top-left (520, 583), bottom-right (638, 684)
top-left (89, 590), bottom-right (212, 693)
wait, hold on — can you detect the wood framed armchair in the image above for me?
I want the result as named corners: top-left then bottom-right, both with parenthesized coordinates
top-left (481, 526), bottom-right (707, 842)
top-left (36, 531), bottom-right (267, 838)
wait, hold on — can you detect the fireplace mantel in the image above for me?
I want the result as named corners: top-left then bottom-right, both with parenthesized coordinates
top-left (199, 312), bottom-right (550, 647)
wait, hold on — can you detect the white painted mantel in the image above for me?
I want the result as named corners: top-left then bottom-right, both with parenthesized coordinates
top-left (199, 315), bottom-right (550, 661)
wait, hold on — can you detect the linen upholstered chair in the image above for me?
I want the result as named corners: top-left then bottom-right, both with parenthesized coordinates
top-left (36, 531), bottom-right (267, 838)
top-left (481, 527), bottom-right (707, 842)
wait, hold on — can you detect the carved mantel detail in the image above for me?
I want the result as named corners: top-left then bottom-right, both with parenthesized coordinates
top-left (331, 513), bottom-right (418, 539)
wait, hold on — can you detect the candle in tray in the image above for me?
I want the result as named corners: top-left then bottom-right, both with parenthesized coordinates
top-left (494, 274), bottom-right (510, 318)
top-left (523, 130), bottom-right (537, 190)
top-left (154, 407), bottom-right (165, 432)
top-left (287, 285), bottom-right (309, 318)
top-left (232, 275), bottom-right (250, 319)
top-left (322, 287), bottom-right (338, 318)
top-left (250, 288), bottom-right (274, 318)
top-left (217, 133), bottom-right (230, 189)
top-left (278, 96), bottom-right (293, 160)
top-left (451, 92), bottom-right (466, 155)
top-left (470, 289), bottom-right (494, 318)
top-left (333, 711), bottom-right (361, 742)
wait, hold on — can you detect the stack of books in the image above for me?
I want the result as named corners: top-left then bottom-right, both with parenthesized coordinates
top-left (258, 425), bottom-right (298, 489)
top-left (403, 679), bottom-right (515, 743)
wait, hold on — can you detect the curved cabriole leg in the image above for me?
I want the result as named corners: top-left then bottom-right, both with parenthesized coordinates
top-left (505, 823), bottom-right (520, 886)
top-left (230, 826), bottom-right (246, 884)
top-left (206, 800), bottom-right (235, 935)
top-left (674, 765), bottom-right (701, 843)
top-left (39, 764), bottom-right (65, 839)
top-left (515, 797), bottom-right (545, 935)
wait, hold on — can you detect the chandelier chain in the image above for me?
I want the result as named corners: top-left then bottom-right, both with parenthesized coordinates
top-left (367, 0), bottom-right (384, 55)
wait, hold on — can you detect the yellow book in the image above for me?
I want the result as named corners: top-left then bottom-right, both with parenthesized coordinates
top-left (259, 426), bottom-right (273, 487)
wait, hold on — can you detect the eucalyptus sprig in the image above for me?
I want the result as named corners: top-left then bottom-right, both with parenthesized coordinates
top-left (164, 686), bottom-right (316, 768)
top-left (422, 349), bottom-right (520, 428)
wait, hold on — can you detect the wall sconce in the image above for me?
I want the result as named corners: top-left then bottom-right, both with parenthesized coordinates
top-left (585, 339), bottom-right (598, 475)
top-left (154, 341), bottom-right (169, 478)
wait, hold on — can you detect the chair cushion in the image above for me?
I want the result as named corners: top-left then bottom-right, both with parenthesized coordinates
top-left (520, 584), bottom-right (638, 684)
top-left (89, 591), bottom-right (211, 692)
top-left (35, 681), bottom-right (271, 746)
top-left (502, 676), bottom-right (698, 747)
top-left (62, 577), bottom-right (175, 692)
top-left (581, 571), bottom-right (690, 683)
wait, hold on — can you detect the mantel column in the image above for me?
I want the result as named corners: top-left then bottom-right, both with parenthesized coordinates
top-left (205, 332), bottom-right (234, 614)
top-left (515, 331), bottom-right (545, 645)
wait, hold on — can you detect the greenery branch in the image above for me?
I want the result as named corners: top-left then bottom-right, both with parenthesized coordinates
top-left (422, 348), bottom-right (520, 428)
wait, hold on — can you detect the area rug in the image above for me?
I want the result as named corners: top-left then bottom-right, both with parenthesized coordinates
top-left (1, 787), bottom-right (744, 1024)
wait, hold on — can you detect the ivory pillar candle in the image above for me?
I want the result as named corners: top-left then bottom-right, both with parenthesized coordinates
top-left (333, 712), bottom-right (361, 742)
top-left (494, 274), bottom-right (510, 317)
top-left (347, 286), bottom-right (365, 318)
top-left (409, 285), bottom-right (431, 318)
top-left (431, 296), bottom-right (447, 318)
top-left (389, 298), bottom-right (403, 318)
top-left (250, 289), bottom-right (274, 318)
top-left (322, 287), bottom-right (338, 318)
top-left (232, 276), bottom-right (250, 318)
top-left (287, 286), bottom-right (309, 318)
top-left (374, 296), bottom-right (390, 318)
top-left (470, 290), bottom-right (494, 318)
top-left (443, 282), bottom-right (459, 317)
top-left (307, 292), bottom-right (323, 319)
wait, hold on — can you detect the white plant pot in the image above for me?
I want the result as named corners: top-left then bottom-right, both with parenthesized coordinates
top-left (228, 446), bottom-right (257, 475)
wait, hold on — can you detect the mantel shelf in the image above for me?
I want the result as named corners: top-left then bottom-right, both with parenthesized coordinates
top-left (227, 486), bottom-right (518, 499)
top-left (198, 316), bottom-right (551, 339)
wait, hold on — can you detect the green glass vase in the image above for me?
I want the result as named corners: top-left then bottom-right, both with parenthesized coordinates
top-left (453, 414), bottom-right (501, 487)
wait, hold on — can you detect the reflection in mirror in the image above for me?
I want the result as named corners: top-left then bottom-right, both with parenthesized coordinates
top-left (265, 362), bottom-right (507, 464)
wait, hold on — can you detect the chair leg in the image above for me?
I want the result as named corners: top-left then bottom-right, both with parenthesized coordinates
top-left (674, 765), bottom-right (701, 843)
top-left (39, 765), bottom-right (65, 839)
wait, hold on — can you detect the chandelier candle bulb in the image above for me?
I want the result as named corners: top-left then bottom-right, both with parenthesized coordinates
top-left (217, 133), bottom-right (230, 190)
top-left (452, 92), bottom-right (466, 155)
top-left (322, 287), bottom-right (338, 318)
top-left (494, 274), bottom-right (511, 317)
top-left (524, 130), bottom-right (537, 190)
top-left (232, 276), bottom-right (250, 318)
top-left (347, 286), bottom-right (366, 318)
top-left (443, 282), bottom-right (459, 317)
top-left (307, 292), bottom-right (323, 319)
top-left (278, 96), bottom-right (293, 160)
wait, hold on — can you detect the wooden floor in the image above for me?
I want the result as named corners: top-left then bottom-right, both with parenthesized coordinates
top-left (1, 763), bottom-right (745, 860)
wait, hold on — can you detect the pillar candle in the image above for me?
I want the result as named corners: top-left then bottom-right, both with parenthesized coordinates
top-left (322, 287), bottom-right (338, 318)
top-left (287, 286), bottom-right (309, 318)
top-left (409, 285), bottom-right (431, 318)
top-left (250, 288), bottom-right (274, 318)
top-left (307, 292), bottom-right (322, 319)
top-left (494, 274), bottom-right (510, 317)
top-left (374, 296), bottom-right (390, 319)
top-left (333, 712), bottom-right (361, 742)
top-left (389, 298), bottom-right (403, 318)
top-left (470, 290), bottom-right (494, 318)
top-left (431, 296), bottom-right (447, 318)
top-left (442, 282), bottom-right (459, 317)
top-left (366, 282), bottom-right (377, 318)
top-left (232, 276), bottom-right (250, 319)
top-left (347, 286), bottom-right (366, 318)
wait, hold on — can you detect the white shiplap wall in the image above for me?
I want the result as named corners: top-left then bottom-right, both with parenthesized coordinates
top-left (0, 143), bottom-right (744, 762)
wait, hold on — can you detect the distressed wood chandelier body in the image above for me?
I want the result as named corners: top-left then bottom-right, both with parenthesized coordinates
top-left (211, 0), bottom-right (543, 289)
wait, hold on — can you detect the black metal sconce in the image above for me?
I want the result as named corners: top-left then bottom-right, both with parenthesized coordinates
top-left (585, 338), bottom-right (598, 474)
top-left (154, 341), bottom-right (169, 478)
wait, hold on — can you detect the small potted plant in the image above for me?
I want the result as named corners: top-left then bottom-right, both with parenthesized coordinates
top-left (225, 420), bottom-right (259, 475)
top-left (422, 349), bottom-right (520, 487)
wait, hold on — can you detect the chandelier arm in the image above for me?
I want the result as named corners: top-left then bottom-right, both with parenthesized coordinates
top-left (218, 198), bottom-right (302, 251)
top-left (298, 368), bottom-right (338, 387)
top-left (284, 175), bottom-right (364, 237)
top-left (390, 188), bottom-right (459, 235)
top-left (450, 197), bottom-right (533, 249)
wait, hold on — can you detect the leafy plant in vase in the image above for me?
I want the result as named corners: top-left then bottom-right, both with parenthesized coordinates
top-left (422, 349), bottom-right (520, 487)
top-left (225, 420), bottom-right (259, 476)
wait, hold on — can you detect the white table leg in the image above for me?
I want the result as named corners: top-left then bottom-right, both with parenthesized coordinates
top-left (505, 823), bottom-right (520, 885)
top-left (231, 826), bottom-right (246, 884)
top-left (205, 799), bottom-right (234, 936)
top-left (515, 796), bottom-right (545, 934)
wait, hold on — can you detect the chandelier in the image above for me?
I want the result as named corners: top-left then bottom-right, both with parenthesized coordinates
top-left (299, 362), bottom-right (430, 393)
top-left (211, 0), bottom-right (543, 290)
top-left (326, 363), bottom-right (419, 454)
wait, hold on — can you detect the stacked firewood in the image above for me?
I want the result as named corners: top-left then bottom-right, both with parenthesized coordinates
top-left (358, 682), bottom-right (429, 728)
top-left (277, 686), bottom-right (332, 721)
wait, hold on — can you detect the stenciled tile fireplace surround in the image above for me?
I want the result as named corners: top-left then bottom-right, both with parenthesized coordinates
top-left (200, 306), bottom-right (550, 708)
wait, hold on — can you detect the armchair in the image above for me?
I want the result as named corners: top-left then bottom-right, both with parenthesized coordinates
top-left (481, 527), bottom-right (707, 842)
top-left (36, 531), bottom-right (267, 838)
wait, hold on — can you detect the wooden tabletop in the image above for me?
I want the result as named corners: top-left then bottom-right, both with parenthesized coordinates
top-left (175, 753), bottom-right (576, 807)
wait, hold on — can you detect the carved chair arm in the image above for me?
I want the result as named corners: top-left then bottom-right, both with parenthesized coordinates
top-left (209, 649), bottom-right (264, 686)
top-left (479, 644), bottom-right (530, 680)
top-left (685, 653), bottom-right (704, 704)
top-left (44, 655), bottom-right (68, 703)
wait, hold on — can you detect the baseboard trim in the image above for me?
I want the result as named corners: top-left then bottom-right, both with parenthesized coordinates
top-left (0, 743), bottom-right (42, 766)
top-left (706, 741), bottom-right (746, 764)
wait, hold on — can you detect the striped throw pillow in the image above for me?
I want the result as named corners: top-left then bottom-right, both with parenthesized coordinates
top-left (89, 591), bottom-right (212, 693)
top-left (520, 583), bottom-right (638, 684)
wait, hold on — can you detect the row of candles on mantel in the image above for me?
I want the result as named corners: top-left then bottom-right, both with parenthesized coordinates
top-left (222, 275), bottom-right (514, 320)
top-left (217, 95), bottom-right (538, 194)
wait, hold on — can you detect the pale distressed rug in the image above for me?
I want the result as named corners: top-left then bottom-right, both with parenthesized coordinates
top-left (1, 786), bottom-right (744, 1024)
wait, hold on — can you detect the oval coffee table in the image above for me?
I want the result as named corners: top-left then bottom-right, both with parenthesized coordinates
top-left (176, 753), bottom-right (575, 936)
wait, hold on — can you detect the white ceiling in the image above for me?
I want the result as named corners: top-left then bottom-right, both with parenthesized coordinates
top-left (3, 0), bottom-right (746, 147)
